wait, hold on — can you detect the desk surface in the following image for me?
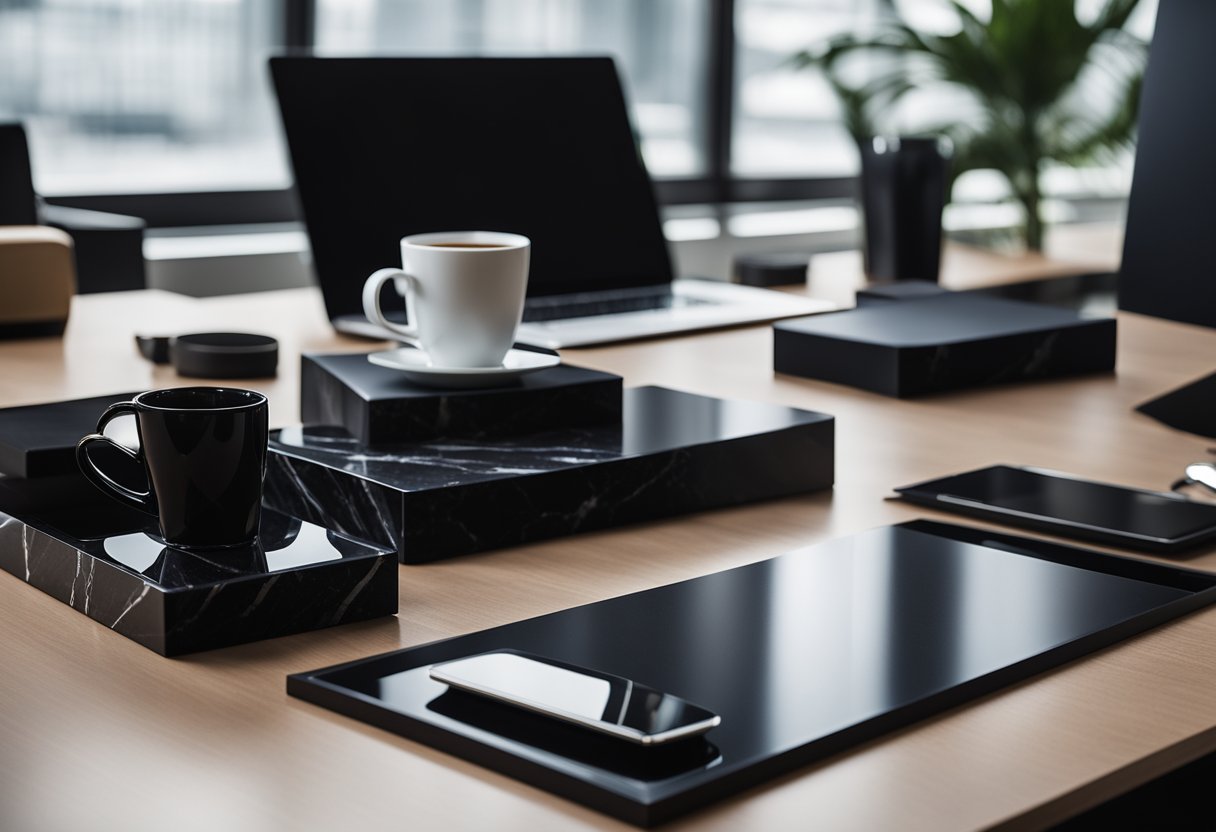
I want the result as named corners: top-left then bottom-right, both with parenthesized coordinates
top-left (5, 239), bottom-right (1216, 832)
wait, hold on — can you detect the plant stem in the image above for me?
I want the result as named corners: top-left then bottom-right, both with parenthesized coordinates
top-left (1022, 185), bottom-right (1044, 252)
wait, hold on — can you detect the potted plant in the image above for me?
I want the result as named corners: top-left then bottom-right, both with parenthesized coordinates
top-left (794, 0), bottom-right (1148, 252)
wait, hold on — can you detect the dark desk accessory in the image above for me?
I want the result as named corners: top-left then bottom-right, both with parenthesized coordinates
top-left (0, 391), bottom-right (143, 478)
top-left (288, 520), bottom-right (1216, 826)
top-left (732, 251), bottom-right (809, 287)
top-left (302, 352), bottom-right (621, 445)
top-left (1136, 371), bottom-right (1216, 440)
top-left (0, 484), bottom-right (396, 656)
top-left (860, 136), bottom-right (950, 282)
top-left (773, 293), bottom-right (1116, 397)
top-left (135, 332), bottom-right (278, 378)
top-left (895, 465), bottom-right (1216, 554)
top-left (266, 386), bottom-right (835, 563)
top-left (77, 388), bottom-right (269, 550)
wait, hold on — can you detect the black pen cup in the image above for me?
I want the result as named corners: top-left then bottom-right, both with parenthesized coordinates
top-left (77, 387), bottom-right (269, 549)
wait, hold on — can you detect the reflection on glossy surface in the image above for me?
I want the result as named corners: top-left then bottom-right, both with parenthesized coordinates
top-left (429, 651), bottom-right (720, 744)
top-left (93, 509), bottom-right (350, 587)
top-left (296, 522), bottom-right (1214, 823)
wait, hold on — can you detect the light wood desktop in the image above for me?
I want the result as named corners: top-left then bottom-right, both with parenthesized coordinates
top-left (3, 237), bottom-right (1216, 831)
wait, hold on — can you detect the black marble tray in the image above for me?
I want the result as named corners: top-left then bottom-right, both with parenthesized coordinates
top-left (288, 521), bottom-right (1216, 826)
top-left (302, 353), bottom-right (622, 445)
top-left (266, 386), bottom-right (835, 563)
top-left (0, 391), bottom-right (142, 478)
top-left (0, 478), bottom-right (397, 656)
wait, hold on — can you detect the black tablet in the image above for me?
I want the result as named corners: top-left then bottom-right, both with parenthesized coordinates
top-left (896, 465), bottom-right (1216, 553)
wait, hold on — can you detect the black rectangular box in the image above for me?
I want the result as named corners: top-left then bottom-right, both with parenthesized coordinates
top-left (774, 293), bottom-right (1116, 397)
top-left (301, 353), bottom-right (623, 445)
top-left (267, 386), bottom-right (835, 563)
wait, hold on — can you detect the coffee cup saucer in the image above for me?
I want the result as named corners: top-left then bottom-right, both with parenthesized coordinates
top-left (367, 347), bottom-right (561, 389)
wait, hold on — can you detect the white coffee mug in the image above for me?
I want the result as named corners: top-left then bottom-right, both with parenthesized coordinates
top-left (363, 231), bottom-right (531, 368)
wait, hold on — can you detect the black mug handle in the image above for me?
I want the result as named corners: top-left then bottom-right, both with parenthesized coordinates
top-left (75, 401), bottom-right (157, 515)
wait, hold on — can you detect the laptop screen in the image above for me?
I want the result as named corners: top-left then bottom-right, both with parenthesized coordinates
top-left (271, 57), bottom-right (674, 320)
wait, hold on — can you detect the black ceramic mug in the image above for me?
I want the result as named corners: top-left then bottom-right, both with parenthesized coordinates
top-left (76, 387), bottom-right (269, 549)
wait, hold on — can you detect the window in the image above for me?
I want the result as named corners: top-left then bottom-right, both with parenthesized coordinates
top-left (0, 0), bottom-right (290, 196)
top-left (0, 0), bottom-right (1159, 224)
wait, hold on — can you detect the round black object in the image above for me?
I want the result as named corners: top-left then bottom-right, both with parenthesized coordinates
top-left (169, 333), bottom-right (278, 379)
top-left (733, 252), bottom-right (811, 287)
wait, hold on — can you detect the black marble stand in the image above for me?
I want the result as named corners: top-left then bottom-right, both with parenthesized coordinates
top-left (0, 481), bottom-right (397, 656)
top-left (266, 386), bottom-right (835, 564)
top-left (301, 353), bottom-right (623, 445)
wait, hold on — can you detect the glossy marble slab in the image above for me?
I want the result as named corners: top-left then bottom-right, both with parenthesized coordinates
top-left (0, 479), bottom-right (396, 656)
top-left (289, 521), bottom-right (1216, 826)
top-left (774, 293), bottom-right (1116, 397)
top-left (301, 352), bottom-right (622, 445)
top-left (266, 386), bottom-right (835, 563)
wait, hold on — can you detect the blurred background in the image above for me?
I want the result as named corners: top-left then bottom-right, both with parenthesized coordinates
top-left (0, 0), bottom-right (1158, 289)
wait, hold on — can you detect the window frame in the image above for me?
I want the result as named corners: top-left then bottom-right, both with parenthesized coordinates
top-left (38, 0), bottom-right (856, 228)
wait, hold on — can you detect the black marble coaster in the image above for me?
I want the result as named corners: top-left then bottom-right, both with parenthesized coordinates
top-left (774, 293), bottom-right (1116, 397)
top-left (266, 386), bottom-right (835, 563)
top-left (0, 391), bottom-right (142, 477)
top-left (0, 481), bottom-right (397, 656)
top-left (301, 352), bottom-right (623, 445)
top-left (287, 521), bottom-right (1216, 826)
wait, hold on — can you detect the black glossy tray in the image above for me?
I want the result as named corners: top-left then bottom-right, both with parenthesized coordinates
top-left (287, 520), bottom-right (1216, 826)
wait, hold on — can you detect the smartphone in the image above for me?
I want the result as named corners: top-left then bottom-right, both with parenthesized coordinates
top-left (429, 650), bottom-right (721, 746)
top-left (896, 465), bottom-right (1216, 553)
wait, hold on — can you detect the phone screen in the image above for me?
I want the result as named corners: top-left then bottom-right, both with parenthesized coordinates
top-left (430, 651), bottom-right (720, 745)
top-left (902, 465), bottom-right (1216, 543)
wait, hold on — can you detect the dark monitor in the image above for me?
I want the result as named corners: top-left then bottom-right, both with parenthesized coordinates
top-left (0, 123), bottom-right (39, 226)
top-left (1119, 0), bottom-right (1216, 328)
top-left (269, 57), bottom-right (674, 320)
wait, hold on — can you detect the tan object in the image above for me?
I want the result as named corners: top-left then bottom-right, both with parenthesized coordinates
top-left (0, 225), bottom-right (76, 334)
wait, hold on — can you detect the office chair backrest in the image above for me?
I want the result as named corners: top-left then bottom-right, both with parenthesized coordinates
top-left (0, 123), bottom-right (39, 226)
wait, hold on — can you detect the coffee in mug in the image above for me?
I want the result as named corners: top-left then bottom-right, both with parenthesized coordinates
top-left (76, 387), bottom-right (269, 549)
top-left (363, 231), bottom-right (530, 368)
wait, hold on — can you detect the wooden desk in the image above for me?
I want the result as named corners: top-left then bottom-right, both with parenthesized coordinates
top-left (5, 242), bottom-right (1216, 832)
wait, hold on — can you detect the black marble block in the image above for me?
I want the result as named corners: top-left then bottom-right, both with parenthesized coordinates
top-left (266, 386), bottom-right (834, 564)
top-left (0, 391), bottom-right (142, 477)
top-left (0, 481), bottom-right (397, 656)
top-left (301, 352), bottom-right (623, 445)
top-left (774, 293), bottom-right (1116, 397)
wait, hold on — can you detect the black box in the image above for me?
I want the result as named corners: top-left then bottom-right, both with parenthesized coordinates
top-left (774, 293), bottom-right (1116, 397)
top-left (0, 479), bottom-right (397, 656)
top-left (0, 391), bottom-right (142, 478)
top-left (301, 353), bottom-right (623, 445)
top-left (267, 386), bottom-right (835, 563)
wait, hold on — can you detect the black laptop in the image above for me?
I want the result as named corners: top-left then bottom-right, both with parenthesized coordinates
top-left (270, 56), bottom-right (830, 348)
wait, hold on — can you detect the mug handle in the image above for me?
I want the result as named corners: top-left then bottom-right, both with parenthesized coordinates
top-left (363, 268), bottom-right (421, 347)
top-left (75, 401), bottom-right (157, 515)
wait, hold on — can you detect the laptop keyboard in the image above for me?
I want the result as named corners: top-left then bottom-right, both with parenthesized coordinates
top-left (522, 287), bottom-right (714, 323)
